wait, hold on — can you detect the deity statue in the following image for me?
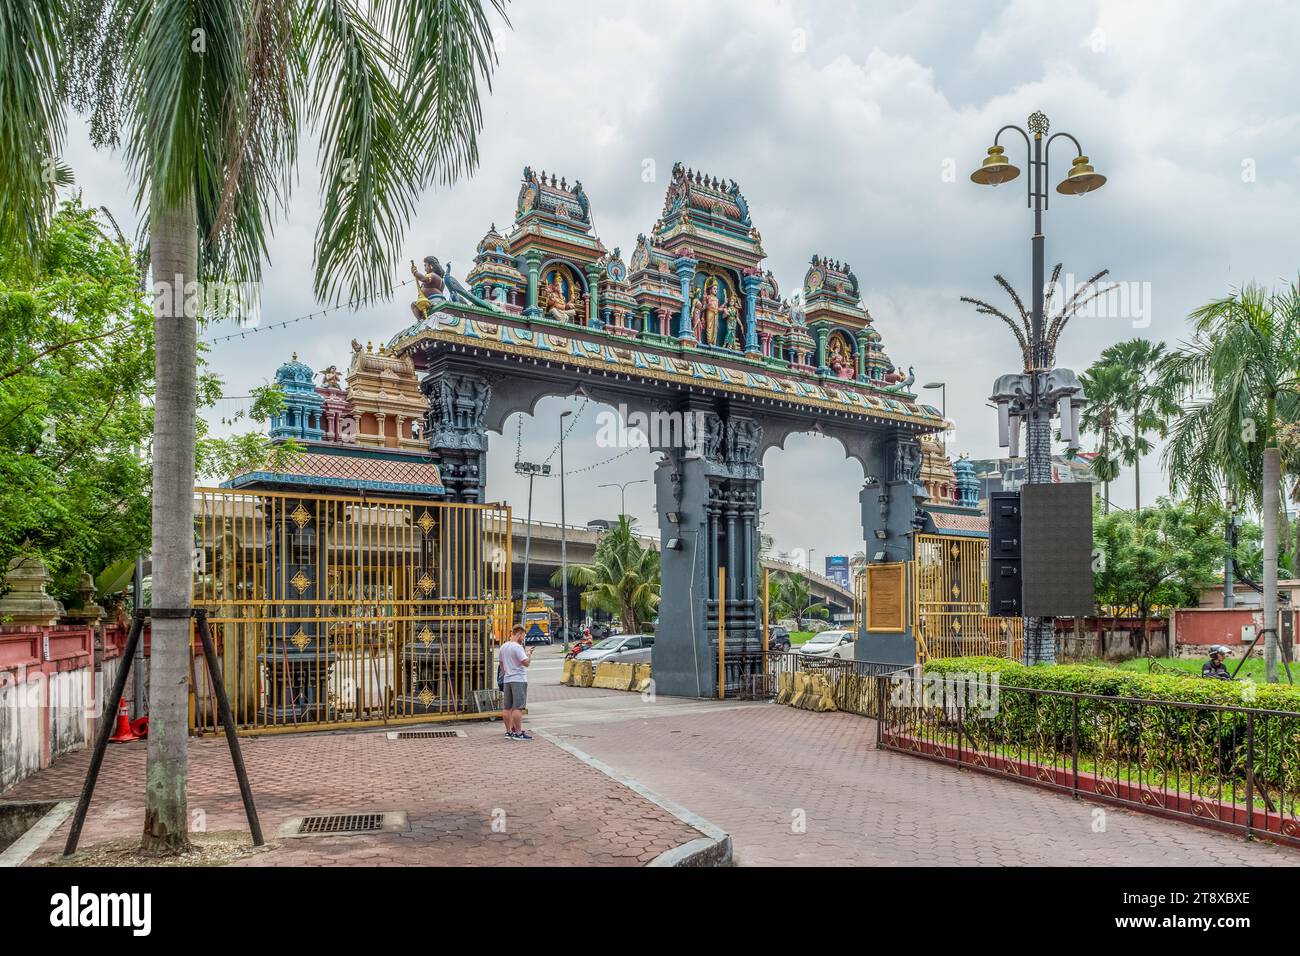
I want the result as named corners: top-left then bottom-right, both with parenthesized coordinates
top-left (541, 274), bottom-right (577, 323)
top-left (721, 300), bottom-right (741, 349)
top-left (690, 290), bottom-right (704, 342)
top-left (410, 257), bottom-right (446, 319)
top-left (702, 277), bottom-right (722, 346)
top-left (828, 338), bottom-right (853, 379)
top-left (321, 364), bottom-right (342, 389)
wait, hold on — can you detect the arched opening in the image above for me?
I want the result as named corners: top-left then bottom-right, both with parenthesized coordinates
top-left (487, 394), bottom-right (659, 636)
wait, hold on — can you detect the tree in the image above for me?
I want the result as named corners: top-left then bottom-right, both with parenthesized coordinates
top-left (0, 200), bottom-right (153, 593)
top-left (3, 0), bottom-right (507, 852)
top-left (550, 516), bottom-right (660, 634)
top-left (1076, 361), bottom-right (1127, 513)
top-left (1095, 339), bottom-right (1177, 514)
top-left (1093, 499), bottom-right (1235, 654)
top-left (768, 572), bottom-right (828, 631)
top-left (0, 199), bottom-right (293, 601)
top-left (1159, 281), bottom-right (1300, 682)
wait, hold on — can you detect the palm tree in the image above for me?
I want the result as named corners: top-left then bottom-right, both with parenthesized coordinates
top-left (768, 572), bottom-right (828, 631)
top-left (1159, 281), bottom-right (1300, 682)
top-left (551, 517), bottom-right (660, 634)
top-left (1097, 339), bottom-right (1177, 513)
top-left (4, 0), bottom-right (507, 853)
top-left (1076, 361), bottom-right (1127, 512)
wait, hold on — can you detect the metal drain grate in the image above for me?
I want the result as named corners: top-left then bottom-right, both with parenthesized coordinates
top-left (298, 813), bottom-right (384, 835)
top-left (386, 729), bottom-right (466, 740)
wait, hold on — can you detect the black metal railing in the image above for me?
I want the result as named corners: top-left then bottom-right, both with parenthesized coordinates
top-left (877, 674), bottom-right (1300, 847)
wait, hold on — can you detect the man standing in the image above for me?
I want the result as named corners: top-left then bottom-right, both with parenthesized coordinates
top-left (500, 624), bottom-right (534, 740)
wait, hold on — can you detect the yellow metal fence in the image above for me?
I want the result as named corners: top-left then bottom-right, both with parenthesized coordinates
top-left (189, 488), bottom-right (511, 735)
top-left (911, 534), bottom-right (1022, 662)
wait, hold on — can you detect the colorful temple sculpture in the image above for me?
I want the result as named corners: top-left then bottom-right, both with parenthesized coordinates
top-left (226, 160), bottom-right (948, 704)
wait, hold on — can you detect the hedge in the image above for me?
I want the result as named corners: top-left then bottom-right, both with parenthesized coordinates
top-left (913, 657), bottom-right (1300, 796)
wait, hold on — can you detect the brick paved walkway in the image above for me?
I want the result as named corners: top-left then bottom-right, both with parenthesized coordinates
top-left (4, 721), bottom-right (702, 867)
top-left (528, 691), bottom-right (1300, 866)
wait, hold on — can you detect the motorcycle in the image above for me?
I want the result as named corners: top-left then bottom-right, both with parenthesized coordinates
top-left (564, 630), bottom-right (594, 660)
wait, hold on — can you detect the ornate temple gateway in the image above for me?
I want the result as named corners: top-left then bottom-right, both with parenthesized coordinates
top-left (384, 163), bottom-right (945, 694)
top-left (208, 162), bottom-right (953, 715)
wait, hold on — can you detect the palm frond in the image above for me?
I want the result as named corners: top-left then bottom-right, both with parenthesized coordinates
top-left (0, 0), bottom-right (69, 269)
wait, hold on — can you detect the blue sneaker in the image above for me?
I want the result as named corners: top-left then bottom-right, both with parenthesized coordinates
top-left (516, 731), bottom-right (534, 741)
top-left (504, 731), bottom-right (517, 739)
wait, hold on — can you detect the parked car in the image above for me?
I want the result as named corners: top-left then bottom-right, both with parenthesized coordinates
top-left (574, 634), bottom-right (655, 667)
top-left (767, 625), bottom-right (792, 652)
top-left (796, 629), bottom-right (855, 660)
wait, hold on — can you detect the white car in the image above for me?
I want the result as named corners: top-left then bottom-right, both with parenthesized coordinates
top-left (575, 634), bottom-right (654, 666)
top-left (796, 629), bottom-right (856, 660)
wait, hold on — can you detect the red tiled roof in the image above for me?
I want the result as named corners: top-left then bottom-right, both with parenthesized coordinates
top-left (930, 511), bottom-right (988, 535)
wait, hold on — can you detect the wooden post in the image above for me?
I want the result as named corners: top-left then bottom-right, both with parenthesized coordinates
top-left (717, 568), bottom-right (726, 700)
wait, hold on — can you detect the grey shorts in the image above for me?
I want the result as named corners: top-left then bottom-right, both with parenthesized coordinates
top-left (503, 681), bottom-right (528, 710)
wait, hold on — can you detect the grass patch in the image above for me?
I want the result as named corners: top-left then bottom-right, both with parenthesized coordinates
top-left (1076, 655), bottom-right (1297, 685)
top-left (789, 631), bottom-right (815, 645)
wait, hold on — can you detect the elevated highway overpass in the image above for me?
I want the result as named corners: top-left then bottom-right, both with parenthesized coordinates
top-left (507, 518), bottom-right (855, 625)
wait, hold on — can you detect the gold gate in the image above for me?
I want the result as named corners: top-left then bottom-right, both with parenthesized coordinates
top-left (911, 533), bottom-right (1022, 662)
top-left (189, 488), bottom-right (511, 735)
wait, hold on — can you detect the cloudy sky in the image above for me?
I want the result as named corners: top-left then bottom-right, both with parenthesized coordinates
top-left (66, 0), bottom-right (1300, 563)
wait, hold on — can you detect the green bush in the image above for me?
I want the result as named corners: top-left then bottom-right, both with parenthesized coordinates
top-left (917, 657), bottom-right (1300, 796)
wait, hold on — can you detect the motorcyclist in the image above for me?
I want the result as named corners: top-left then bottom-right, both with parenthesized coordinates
top-left (1202, 645), bottom-right (1232, 680)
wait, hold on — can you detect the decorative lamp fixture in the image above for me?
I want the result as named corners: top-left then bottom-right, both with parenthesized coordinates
top-left (970, 145), bottom-right (1021, 186)
top-left (1056, 155), bottom-right (1106, 195)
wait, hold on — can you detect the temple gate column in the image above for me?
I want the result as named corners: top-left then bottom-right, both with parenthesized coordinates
top-left (419, 359), bottom-right (491, 503)
top-left (585, 263), bottom-right (603, 329)
top-left (522, 251), bottom-right (542, 318)
top-left (813, 323), bottom-right (830, 375)
top-left (673, 254), bottom-right (698, 343)
top-left (742, 271), bottom-right (762, 357)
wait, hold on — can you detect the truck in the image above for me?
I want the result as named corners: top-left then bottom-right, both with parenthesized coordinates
top-left (514, 593), bottom-right (556, 645)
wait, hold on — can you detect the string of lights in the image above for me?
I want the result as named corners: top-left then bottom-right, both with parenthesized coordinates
top-left (202, 279), bottom-right (415, 344)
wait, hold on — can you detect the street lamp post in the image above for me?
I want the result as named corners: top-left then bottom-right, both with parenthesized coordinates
top-left (598, 479), bottom-right (648, 521)
top-left (559, 410), bottom-right (573, 643)
top-left (971, 110), bottom-right (1104, 665)
top-left (923, 381), bottom-right (947, 452)
top-left (514, 460), bottom-right (552, 627)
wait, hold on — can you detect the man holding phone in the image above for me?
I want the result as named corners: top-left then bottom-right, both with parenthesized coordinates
top-left (499, 624), bottom-right (534, 740)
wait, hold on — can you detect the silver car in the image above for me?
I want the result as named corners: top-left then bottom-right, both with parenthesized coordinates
top-left (575, 634), bottom-right (654, 666)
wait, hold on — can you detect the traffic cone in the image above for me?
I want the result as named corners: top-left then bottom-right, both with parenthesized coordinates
top-left (108, 698), bottom-right (140, 743)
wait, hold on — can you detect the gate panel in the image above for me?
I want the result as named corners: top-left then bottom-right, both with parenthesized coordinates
top-left (911, 533), bottom-right (1021, 662)
top-left (189, 488), bottom-right (510, 735)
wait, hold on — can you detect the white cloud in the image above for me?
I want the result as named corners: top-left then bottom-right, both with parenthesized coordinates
top-left (59, 0), bottom-right (1300, 558)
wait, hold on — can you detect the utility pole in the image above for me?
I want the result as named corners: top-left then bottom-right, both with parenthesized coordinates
top-left (514, 461), bottom-right (551, 626)
top-left (559, 410), bottom-right (573, 643)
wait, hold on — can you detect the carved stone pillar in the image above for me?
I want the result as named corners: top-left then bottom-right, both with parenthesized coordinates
top-left (522, 251), bottom-right (542, 318)
top-left (858, 430), bottom-right (927, 667)
top-left (585, 262), bottom-right (603, 329)
top-left (420, 360), bottom-right (491, 503)
top-left (673, 255), bottom-right (698, 343)
top-left (652, 402), bottom-right (765, 698)
top-left (742, 271), bottom-right (762, 357)
top-left (813, 323), bottom-right (830, 375)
